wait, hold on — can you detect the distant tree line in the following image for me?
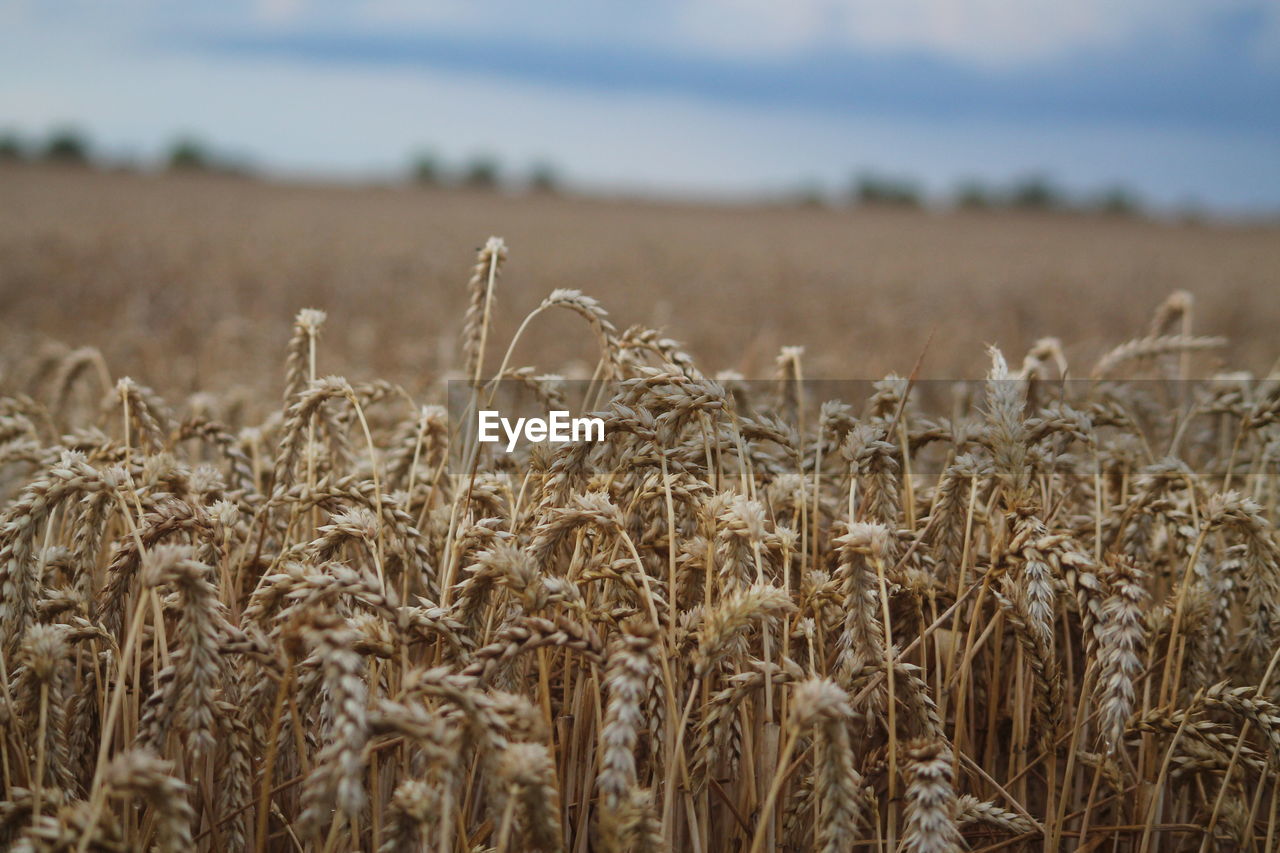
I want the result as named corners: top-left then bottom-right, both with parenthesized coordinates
top-left (0, 130), bottom-right (557, 192)
top-left (0, 128), bottom-right (1169, 218)
top-left (409, 150), bottom-right (561, 193)
top-left (162, 136), bottom-right (253, 175)
top-left (839, 170), bottom-right (1144, 216)
top-left (0, 128), bottom-right (94, 164)
top-left (0, 128), bottom-right (252, 175)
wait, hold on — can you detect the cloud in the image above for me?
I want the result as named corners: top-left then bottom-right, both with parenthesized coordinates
top-left (341, 0), bottom-right (1280, 66)
top-left (670, 0), bottom-right (1214, 63)
top-left (189, 20), bottom-right (1280, 135)
top-left (255, 0), bottom-right (306, 24)
top-left (5, 28), bottom-right (1278, 212)
top-left (14, 0), bottom-right (1280, 68)
top-left (3, 0), bottom-right (1278, 211)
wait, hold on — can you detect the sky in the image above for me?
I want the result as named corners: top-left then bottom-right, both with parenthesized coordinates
top-left (2, 0), bottom-right (1279, 212)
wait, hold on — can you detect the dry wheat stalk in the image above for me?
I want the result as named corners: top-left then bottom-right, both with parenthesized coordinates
top-left (1096, 553), bottom-right (1148, 751)
top-left (791, 678), bottom-right (864, 853)
top-left (495, 741), bottom-right (562, 851)
top-left (137, 545), bottom-right (225, 755)
top-left (0, 244), bottom-right (1274, 853)
top-left (900, 739), bottom-right (963, 853)
top-left (102, 748), bottom-right (194, 850)
top-left (462, 237), bottom-right (508, 383)
top-left (297, 615), bottom-right (369, 839)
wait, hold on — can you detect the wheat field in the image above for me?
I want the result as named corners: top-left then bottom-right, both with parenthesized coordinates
top-left (4, 166), bottom-right (1280, 398)
top-left (1, 168), bottom-right (1280, 851)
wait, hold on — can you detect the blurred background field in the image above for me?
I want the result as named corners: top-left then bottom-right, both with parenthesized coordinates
top-left (3, 163), bottom-right (1278, 403)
